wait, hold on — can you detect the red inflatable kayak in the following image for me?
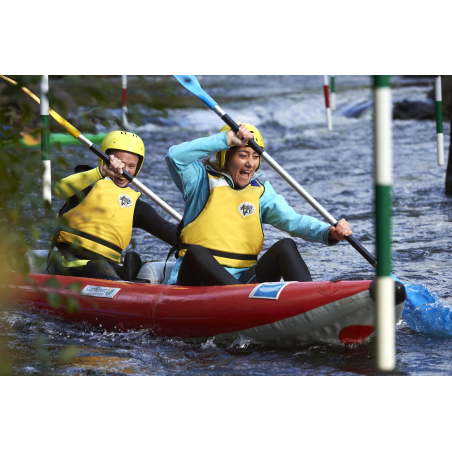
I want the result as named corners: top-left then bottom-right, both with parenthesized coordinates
top-left (8, 269), bottom-right (405, 346)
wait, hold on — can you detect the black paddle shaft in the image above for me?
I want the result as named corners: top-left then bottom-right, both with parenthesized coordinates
top-left (344, 234), bottom-right (377, 267)
top-left (88, 143), bottom-right (135, 182)
top-left (222, 115), bottom-right (377, 268)
top-left (222, 115), bottom-right (263, 156)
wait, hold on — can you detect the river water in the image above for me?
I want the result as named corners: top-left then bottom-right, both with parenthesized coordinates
top-left (2, 75), bottom-right (451, 376)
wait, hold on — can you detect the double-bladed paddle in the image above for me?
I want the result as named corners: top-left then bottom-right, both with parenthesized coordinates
top-left (173, 75), bottom-right (376, 267)
top-left (1, 75), bottom-right (182, 223)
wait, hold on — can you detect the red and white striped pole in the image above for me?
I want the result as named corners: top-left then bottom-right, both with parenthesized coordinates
top-left (122, 75), bottom-right (129, 129)
top-left (323, 75), bottom-right (332, 131)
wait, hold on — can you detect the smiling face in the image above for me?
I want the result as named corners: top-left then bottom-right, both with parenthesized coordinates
top-left (225, 147), bottom-right (260, 188)
top-left (108, 150), bottom-right (139, 188)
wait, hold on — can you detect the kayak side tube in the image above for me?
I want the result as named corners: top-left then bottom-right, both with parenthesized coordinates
top-left (8, 275), bottom-right (405, 346)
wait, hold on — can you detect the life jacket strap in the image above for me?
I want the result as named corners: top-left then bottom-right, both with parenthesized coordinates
top-left (179, 244), bottom-right (258, 262)
top-left (60, 225), bottom-right (123, 254)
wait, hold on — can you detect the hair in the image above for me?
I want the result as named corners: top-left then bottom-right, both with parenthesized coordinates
top-left (202, 146), bottom-right (240, 172)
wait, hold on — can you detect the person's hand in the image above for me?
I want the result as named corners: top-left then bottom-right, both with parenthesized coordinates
top-left (329, 218), bottom-right (352, 241)
top-left (100, 155), bottom-right (125, 178)
top-left (226, 124), bottom-right (254, 148)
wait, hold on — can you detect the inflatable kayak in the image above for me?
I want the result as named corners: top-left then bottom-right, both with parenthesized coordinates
top-left (6, 251), bottom-right (406, 347)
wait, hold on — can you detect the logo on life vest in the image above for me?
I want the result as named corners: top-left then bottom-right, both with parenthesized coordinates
top-left (238, 202), bottom-right (255, 218)
top-left (118, 194), bottom-right (133, 208)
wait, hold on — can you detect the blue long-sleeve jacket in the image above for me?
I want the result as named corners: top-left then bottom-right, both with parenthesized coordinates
top-left (165, 132), bottom-right (336, 285)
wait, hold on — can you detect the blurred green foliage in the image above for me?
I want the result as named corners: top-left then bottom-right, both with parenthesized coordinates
top-left (1, 75), bottom-right (176, 375)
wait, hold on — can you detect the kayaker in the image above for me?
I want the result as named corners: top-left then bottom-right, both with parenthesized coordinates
top-left (165, 123), bottom-right (352, 286)
top-left (48, 130), bottom-right (177, 281)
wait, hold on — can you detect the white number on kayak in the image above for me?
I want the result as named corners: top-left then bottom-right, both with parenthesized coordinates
top-left (81, 285), bottom-right (121, 298)
top-left (238, 202), bottom-right (255, 218)
top-left (249, 282), bottom-right (296, 300)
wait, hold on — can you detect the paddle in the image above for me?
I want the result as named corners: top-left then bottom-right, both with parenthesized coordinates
top-left (173, 75), bottom-right (376, 267)
top-left (1, 75), bottom-right (182, 223)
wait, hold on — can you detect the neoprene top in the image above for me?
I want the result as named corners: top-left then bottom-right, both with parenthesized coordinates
top-left (55, 166), bottom-right (178, 255)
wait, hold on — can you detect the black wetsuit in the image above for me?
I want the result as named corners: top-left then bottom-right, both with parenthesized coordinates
top-left (177, 238), bottom-right (312, 286)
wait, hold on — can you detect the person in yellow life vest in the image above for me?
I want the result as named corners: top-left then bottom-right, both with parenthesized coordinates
top-left (165, 123), bottom-right (352, 286)
top-left (48, 131), bottom-right (177, 281)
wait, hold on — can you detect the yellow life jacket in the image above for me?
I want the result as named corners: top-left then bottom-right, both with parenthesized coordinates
top-left (56, 178), bottom-right (141, 263)
top-left (179, 171), bottom-right (265, 268)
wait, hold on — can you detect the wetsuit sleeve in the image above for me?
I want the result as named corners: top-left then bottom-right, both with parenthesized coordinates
top-left (165, 132), bottom-right (229, 200)
top-left (54, 167), bottom-right (103, 199)
top-left (260, 181), bottom-right (336, 246)
top-left (133, 198), bottom-right (178, 246)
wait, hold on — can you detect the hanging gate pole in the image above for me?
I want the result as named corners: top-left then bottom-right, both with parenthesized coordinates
top-left (41, 75), bottom-right (51, 204)
top-left (323, 75), bottom-right (332, 131)
top-left (122, 75), bottom-right (129, 129)
top-left (435, 76), bottom-right (444, 166)
top-left (374, 75), bottom-right (395, 371)
top-left (330, 75), bottom-right (336, 110)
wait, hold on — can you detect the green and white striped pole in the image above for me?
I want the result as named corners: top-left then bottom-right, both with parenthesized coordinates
top-left (374, 75), bottom-right (395, 371)
top-left (331, 75), bottom-right (336, 110)
top-left (41, 75), bottom-right (51, 204)
top-left (435, 76), bottom-right (444, 166)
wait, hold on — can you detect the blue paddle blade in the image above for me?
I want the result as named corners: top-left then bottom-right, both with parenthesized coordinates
top-left (391, 273), bottom-right (452, 337)
top-left (173, 75), bottom-right (218, 110)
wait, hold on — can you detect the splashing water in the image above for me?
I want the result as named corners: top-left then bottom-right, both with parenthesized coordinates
top-left (391, 270), bottom-right (452, 337)
top-left (402, 283), bottom-right (452, 337)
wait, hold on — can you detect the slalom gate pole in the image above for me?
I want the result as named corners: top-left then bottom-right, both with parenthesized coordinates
top-left (1, 75), bottom-right (181, 222)
top-left (330, 76), bottom-right (336, 110)
top-left (41, 75), bottom-right (51, 204)
top-left (323, 75), bottom-right (332, 131)
top-left (122, 75), bottom-right (129, 129)
top-left (374, 75), bottom-right (395, 372)
top-left (435, 76), bottom-right (444, 166)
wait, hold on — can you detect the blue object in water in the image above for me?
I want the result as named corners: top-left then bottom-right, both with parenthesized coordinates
top-left (403, 283), bottom-right (452, 337)
top-left (393, 273), bottom-right (452, 337)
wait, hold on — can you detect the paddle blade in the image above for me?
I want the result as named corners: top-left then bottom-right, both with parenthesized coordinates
top-left (173, 75), bottom-right (217, 110)
top-left (1, 75), bottom-right (81, 139)
top-left (391, 273), bottom-right (452, 337)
